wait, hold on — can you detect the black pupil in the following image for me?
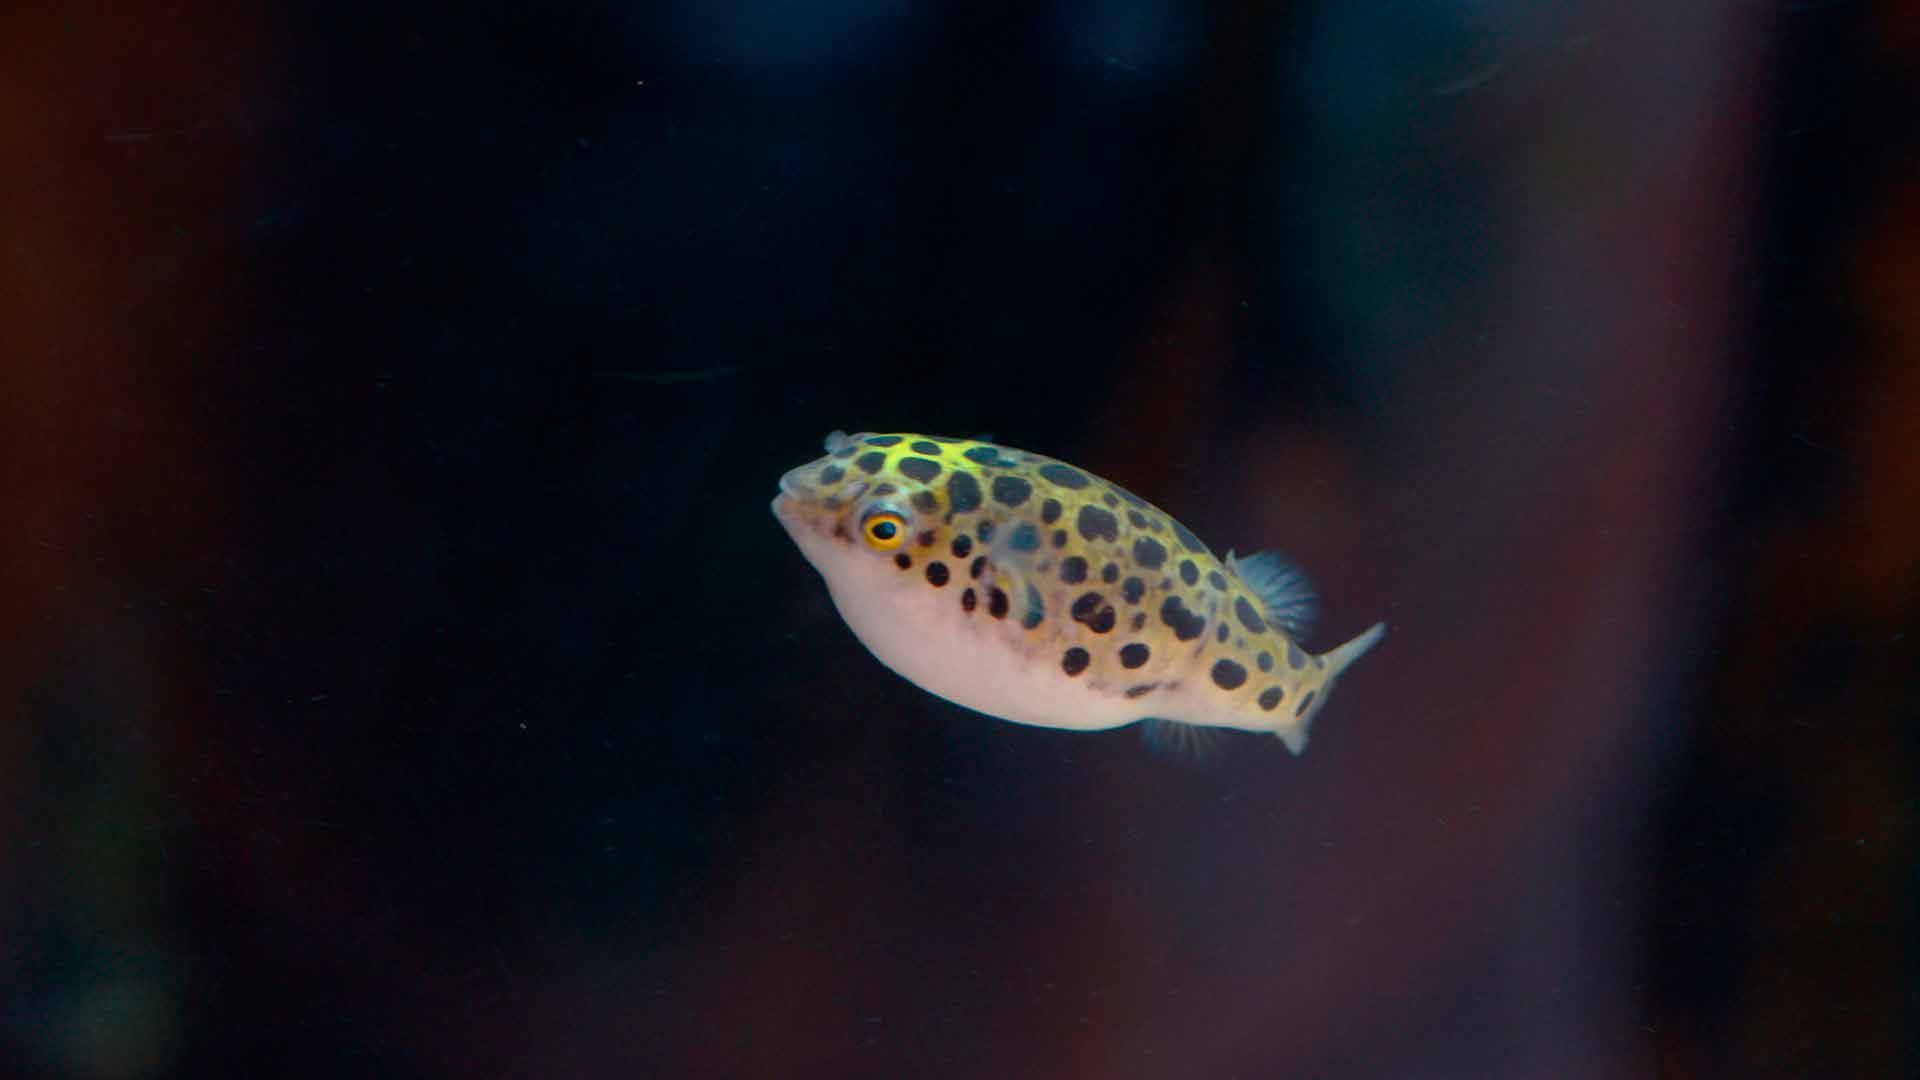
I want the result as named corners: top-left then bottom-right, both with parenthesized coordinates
top-left (872, 520), bottom-right (896, 539)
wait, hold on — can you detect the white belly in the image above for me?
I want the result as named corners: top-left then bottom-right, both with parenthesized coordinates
top-left (824, 571), bottom-right (1147, 732)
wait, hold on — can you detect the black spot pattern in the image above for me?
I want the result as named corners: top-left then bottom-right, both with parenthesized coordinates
top-left (1023, 584), bottom-right (1045, 629)
top-left (894, 553), bottom-right (911, 570)
top-left (1119, 643), bottom-right (1150, 668)
top-left (1159, 596), bottom-right (1206, 641)
top-left (1038, 463), bottom-right (1090, 489)
top-left (917, 530), bottom-right (936, 547)
top-left (1211, 658), bottom-right (1248, 690)
top-left (1070, 592), bottom-right (1104, 621)
top-left (856, 451), bottom-right (887, 475)
top-left (1179, 560), bottom-right (1199, 586)
top-left (947, 471), bottom-right (983, 513)
top-left (1061, 647), bottom-right (1090, 676)
top-left (1041, 498), bottom-right (1062, 524)
top-left (1051, 529), bottom-right (1068, 548)
top-left (864, 435), bottom-right (902, 447)
top-left (1086, 604), bottom-right (1116, 633)
top-left (1077, 505), bottom-right (1119, 543)
top-left (964, 446), bottom-right (1019, 468)
top-left (1287, 642), bottom-right (1306, 670)
top-left (896, 457), bottom-right (942, 483)
top-left (1008, 522), bottom-right (1040, 552)
top-left (1215, 622), bottom-right (1229, 643)
top-left (1295, 690), bottom-right (1316, 717)
top-left (961, 587), bottom-right (977, 612)
top-left (1131, 537), bottom-right (1167, 570)
top-left (970, 556), bottom-right (987, 580)
top-left (1127, 510), bottom-right (1149, 529)
top-left (991, 475), bottom-right (1032, 507)
top-left (1258, 686), bottom-right (1284, 711)
top-left (1235, 598), bottom-right (1267, 635)
top-left (976, 521), bottom-right (994, 543)
top-left (950, 534), bottom-right (972, 559)
top-left (926, 561), bottom-right (949, 586)
top-left (1130, 612), bottom-right (1146, 630)
top-left (1257, 651), bottom-right (1274, 672)
top-left (1125, 683), bottom-right (1157, 699)
top-left (910, 440), bottom-right (941, 455)
top-left (872, 484), bottom-right (896, 497)
top-left (912, 490), bottom-right (938, 513)
top-left (988, 587), bottom-right (1009, 619)
top-left (1060, 556), bottom-right (1088, 584)
top-left (819, 464), bottom-right (844, 485)
top-left (1121, 577), bottom-right (1146, 605)
top-left (1208, 571), bottom-right (1228, 591)
top-left (1101, 562), bottom-right (1119, 584)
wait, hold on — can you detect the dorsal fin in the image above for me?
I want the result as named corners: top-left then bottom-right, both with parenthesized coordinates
top-left (1225, 549), bottom-right (1319, 641)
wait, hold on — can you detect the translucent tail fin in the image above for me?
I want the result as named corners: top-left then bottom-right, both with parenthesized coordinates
top-left (1277, 622), bottom-right (1386, 755)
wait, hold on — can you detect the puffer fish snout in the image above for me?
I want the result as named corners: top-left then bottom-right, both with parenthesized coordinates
top-left (774, 461), bottom-right (838, 512)
top-left (770, 470), bottom-right (800, 517)
top-left (777, 465), bottom-right (813, 499)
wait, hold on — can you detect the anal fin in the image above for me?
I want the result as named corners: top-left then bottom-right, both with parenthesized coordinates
top-left (1139, 718), bottom-right (1226, 766)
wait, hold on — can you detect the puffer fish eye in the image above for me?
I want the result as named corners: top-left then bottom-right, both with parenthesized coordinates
top-left (860, 509), bottom-right (908, 550)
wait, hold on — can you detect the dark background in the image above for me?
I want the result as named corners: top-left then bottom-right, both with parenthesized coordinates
top-left (4, 1), bottom-right (1915, 1076)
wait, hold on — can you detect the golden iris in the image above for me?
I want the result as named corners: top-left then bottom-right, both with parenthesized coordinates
top-left (862, 511), bottom-right (907, 550)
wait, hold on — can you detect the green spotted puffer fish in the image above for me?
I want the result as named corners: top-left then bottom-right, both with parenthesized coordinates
top-left (771, 431), bottom-right (1385, 754)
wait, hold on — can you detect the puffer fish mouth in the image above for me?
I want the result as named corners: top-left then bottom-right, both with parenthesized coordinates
top-left (771, 466), bottom-right (819, 531)
top-left (770, 488), bottom-right (798, 524)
